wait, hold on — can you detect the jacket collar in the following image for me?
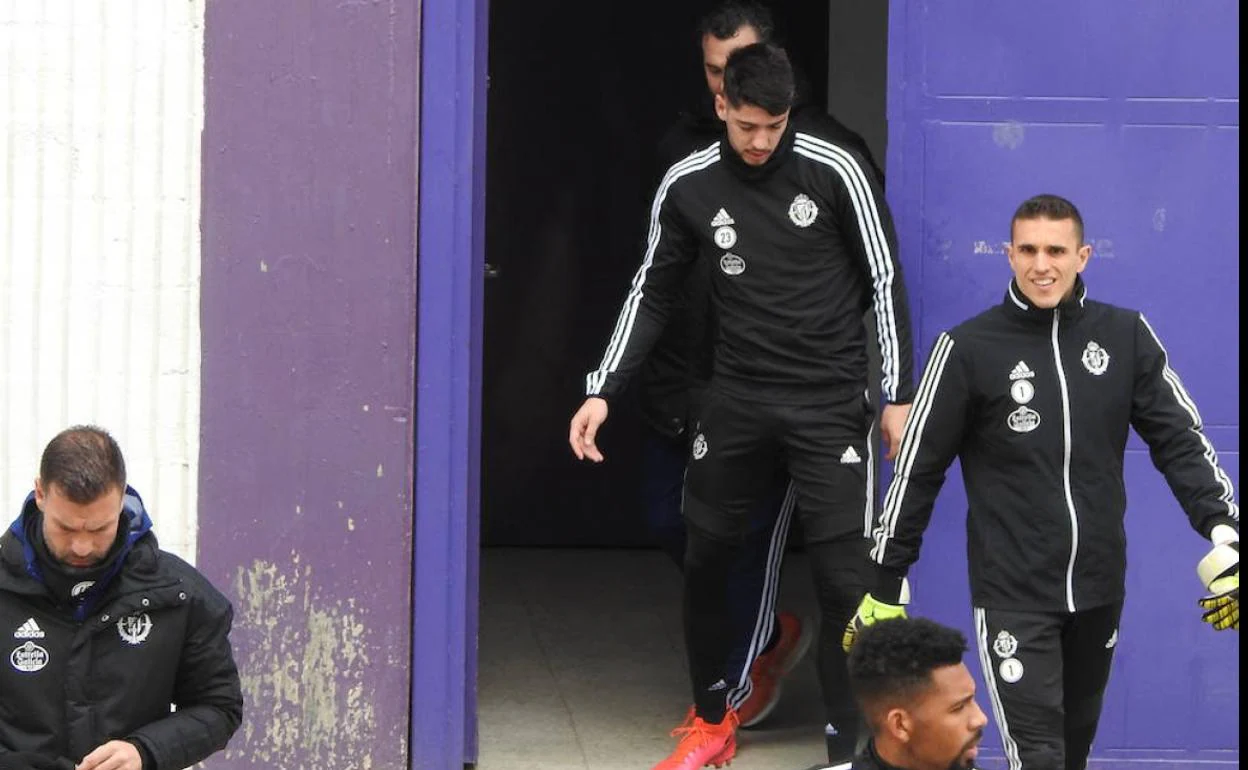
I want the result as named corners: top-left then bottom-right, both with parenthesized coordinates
top-left (1003, 275), bottom-right (1088, 324)
top-left (2, 486), bottom-right (156, 618)
top-left (860, 739), bottom-right (908, 770)
top-left (719, 117), bottom-right (796, 182)
top-left (860, 739), bottom-right (980, 770)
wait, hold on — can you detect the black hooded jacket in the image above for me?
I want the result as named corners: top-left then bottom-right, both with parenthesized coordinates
top-left (589, 104), bottom-right (911, 415)
top-left (0, 488), bottom-right (242, 769)
top-left (636, 86), bottom-right (887, 439)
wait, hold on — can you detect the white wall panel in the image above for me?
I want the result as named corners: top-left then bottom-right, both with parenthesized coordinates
top-left (0, 0), bottom-right (204, 562)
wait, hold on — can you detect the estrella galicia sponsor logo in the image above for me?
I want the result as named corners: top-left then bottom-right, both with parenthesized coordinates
top-left (719, 253), bottom-right (746, 276)
top-left (1007, 405), bottom-right (1041, 433)
top-left (11, 641), bottom-right (49, 673)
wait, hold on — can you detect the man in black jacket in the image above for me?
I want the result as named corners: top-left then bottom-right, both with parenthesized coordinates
top-left (845, 618), bottom-right (987, 770)
top-left (0, 426), bottom-right (242, 770)
top-left (570, 43), bottom-right (915, 769)
top-left (850, 194), bottom-right (1240, 770)
top-left (639, 1), bottom-right (833, 735)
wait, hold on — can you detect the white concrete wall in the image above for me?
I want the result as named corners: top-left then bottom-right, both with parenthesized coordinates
top-left (0, 1), bottom-right (204, 561)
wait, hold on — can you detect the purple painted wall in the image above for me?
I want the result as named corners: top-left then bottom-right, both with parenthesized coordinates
top-left (198, 3), bottom-right (420, 768)
top-left (887, 2), bottom-right (1239, 767)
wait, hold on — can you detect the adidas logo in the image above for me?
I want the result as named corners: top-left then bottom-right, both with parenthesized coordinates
top-left (14, 618), bottom-right (45, 639)
top-left (840, 446), bottom-right (862, 465)
top-left (711, 208), bottom-right (735, 227)
top-left (1009, 361), bottom-right (1035, 381)
top-left (708, 679), bottom-right (728, 692)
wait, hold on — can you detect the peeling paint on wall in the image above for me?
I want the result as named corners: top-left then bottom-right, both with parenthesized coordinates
top-left (225, 557), bottom-right (389, 769)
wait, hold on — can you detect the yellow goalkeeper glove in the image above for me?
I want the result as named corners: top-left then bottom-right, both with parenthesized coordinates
top-left (842, 592), bottom-right (907, 651)
top-left (1197, 541), bottom-right (1239, 631)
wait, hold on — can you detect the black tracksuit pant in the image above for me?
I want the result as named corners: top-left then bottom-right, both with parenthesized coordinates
top-left (973, 601), bottom-right (1123, 770)
top-left (682, 386), bottom-right (873, 763)
top-left (642, 427), bottom-right (793, 705)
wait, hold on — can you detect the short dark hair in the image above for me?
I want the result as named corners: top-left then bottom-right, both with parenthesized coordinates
top-left (39, 425), bottom-right (127, 504)
top-left (1012, 193), bottom-right (1085, 243)
top-left (848, 617), bottom-right (968, 727)
top-left (723, 43), bottom-right (794, 116)
top-left (698, 1), bottom-right (775, 44)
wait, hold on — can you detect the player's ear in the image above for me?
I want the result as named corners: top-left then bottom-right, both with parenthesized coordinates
top-left (1076, 243), bottom-right (1092, 272)
top-left (714, 93), bottom-right (728, 121)
top-left (884, 706), bottom-right (912, 743)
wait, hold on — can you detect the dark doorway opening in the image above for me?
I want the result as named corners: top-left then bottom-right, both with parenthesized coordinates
top-left (474, 1), bottom-right (890, 765)
top-left (481, 0), bottom-right (888, 547)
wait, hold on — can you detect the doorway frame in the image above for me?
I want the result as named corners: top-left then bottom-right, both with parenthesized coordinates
top-left (411, 0), bottom-right (488, 766)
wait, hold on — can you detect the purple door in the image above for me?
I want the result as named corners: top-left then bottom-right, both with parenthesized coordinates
top-left (412, 0), bottom-right (488, 767)
top-left (887, 2), bottom-right (1239, 767)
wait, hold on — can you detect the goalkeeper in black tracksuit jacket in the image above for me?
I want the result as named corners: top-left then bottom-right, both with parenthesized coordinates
top-left (569, 43), bottom-right (915, 767)
top-left (854, 194), bottom-right (1240, 770)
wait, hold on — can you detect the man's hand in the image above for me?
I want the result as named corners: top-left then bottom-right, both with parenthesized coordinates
top-left (74, 741), bottom-right (141, 770)
top-left (1198, 541), bottom-right (1239, 631)
top-left (879, 403), bottom-right (912, 462)
top-left (842, 592), bottom-right (907, 652)
top-left (568, 397), bottom-right (610, 463)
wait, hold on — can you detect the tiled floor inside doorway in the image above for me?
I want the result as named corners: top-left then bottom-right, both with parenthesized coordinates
top-left (476, 547), bottom-right (829, 770)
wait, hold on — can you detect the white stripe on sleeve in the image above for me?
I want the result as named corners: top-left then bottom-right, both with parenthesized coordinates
top-left (1139, 315), bottom-right (1238, 520)
top-left (586, 143), bottom-right (721, 395)
top-left (793, 133), bottom-right (902, 402)
top-left (871, 333), bottom-right (955, 562)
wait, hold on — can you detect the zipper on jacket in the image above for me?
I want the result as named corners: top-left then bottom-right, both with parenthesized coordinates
top-left (1052, 309), bottom-right (1079, 612)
